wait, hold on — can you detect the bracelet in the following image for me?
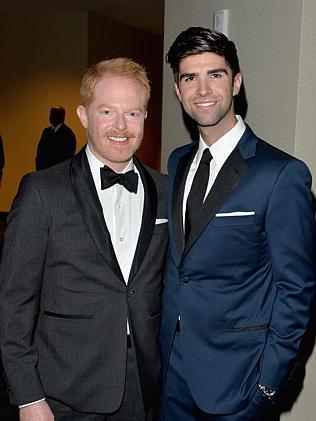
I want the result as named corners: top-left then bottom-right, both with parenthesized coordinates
top-left (258, 384), bottom-right (277, 400)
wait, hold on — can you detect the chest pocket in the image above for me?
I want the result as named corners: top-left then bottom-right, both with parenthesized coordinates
top-left (213, 214), bottom-right (255, 228)
top-left (209, 214), bottom-right (261, 269)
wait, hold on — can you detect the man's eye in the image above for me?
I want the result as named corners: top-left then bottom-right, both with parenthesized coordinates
top-left (184, 76), bottom-right (196, 82)
top-left (210, 73), bottom-right (222, 79)
top-left (101, 110), bottom-right (111, 116)
top-left (128, 112), bottom-right (140, 118)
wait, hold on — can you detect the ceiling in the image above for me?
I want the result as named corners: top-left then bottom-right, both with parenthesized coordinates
top-left (0, 0), bottom-right (164, 34)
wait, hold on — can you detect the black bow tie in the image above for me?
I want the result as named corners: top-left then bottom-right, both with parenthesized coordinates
top-left (100, 166), bottom-right (138, 193)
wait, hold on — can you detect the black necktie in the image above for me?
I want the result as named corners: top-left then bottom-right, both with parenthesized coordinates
top-left (100, 166), bottom-right (138, 193)
top-left (185, 148), bottom-right (212, 241)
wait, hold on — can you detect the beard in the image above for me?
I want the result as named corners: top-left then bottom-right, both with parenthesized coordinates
top-left (88, 128), bottom-right (143, 166)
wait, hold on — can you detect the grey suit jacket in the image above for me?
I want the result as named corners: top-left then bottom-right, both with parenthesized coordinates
top-left (0, 147), bottom-right (168, 413)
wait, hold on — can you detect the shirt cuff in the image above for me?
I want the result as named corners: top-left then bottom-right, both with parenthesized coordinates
top-left (19, 398), bottom-right (45, 408)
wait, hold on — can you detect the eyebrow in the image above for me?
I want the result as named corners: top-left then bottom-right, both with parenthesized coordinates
top-left (179, 68), bottom-right (228, 81)
top-left (208, 68), bottom-right (228, 75)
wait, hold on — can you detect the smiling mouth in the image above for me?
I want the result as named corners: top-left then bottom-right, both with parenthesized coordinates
top-left (195, 101), bottom-right (216, 108)
top-left (108, 136), bottom-right (129, 142)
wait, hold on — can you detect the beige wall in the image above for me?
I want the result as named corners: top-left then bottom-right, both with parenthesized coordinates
top-left (295, 0), bottom-right (316, 184)
top-left (162, 0), bottom-right (316, 419)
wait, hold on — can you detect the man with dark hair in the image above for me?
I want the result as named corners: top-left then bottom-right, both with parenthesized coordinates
top-left (35, 105), bottom-right (76, 170)
top-left (160, 26), bottom-right (315, 420)
top-left (0, 58), bottom-right (168, 421)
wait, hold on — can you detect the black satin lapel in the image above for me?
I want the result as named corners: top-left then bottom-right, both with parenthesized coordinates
top-left (172, 145), bottom-right (198, 255)
top-left (70, 149), bottom-right (124, 282)
top-left (184, 147), bottom-right (250, 255)
top-left (128, 158), bottom-right (157, 283)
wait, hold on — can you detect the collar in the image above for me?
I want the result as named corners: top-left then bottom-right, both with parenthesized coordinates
top-left (52, 123), bottom-right (63, 132)
top-left (85, 145), bottom-right (136, 191)
top-left (194, 115), bottom-right (246, 169)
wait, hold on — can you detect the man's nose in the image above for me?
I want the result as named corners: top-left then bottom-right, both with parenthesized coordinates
top-left (196, 78), bottom-right (212, 96)
top-left (114, 113), bottom-right (127, 131)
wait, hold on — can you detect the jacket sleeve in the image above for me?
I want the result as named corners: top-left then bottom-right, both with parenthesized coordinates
top-left (0, 173), bottom-right (48, 405)
top-left (259, 158), bottom-right (316, 390)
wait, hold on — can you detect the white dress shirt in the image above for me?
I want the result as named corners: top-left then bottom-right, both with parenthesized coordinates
top-left (183, 115), bottom-right (246, 226)
top-left (86, 145), bottom-right (144, 283)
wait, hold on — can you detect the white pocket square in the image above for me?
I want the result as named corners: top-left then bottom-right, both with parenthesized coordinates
top-left (155, 218), bottom-right (168, 224)
top-left (215, 211), bottom-right (255, 217)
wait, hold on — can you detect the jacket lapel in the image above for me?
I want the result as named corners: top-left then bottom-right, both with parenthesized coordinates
top-left (70, 148), bottom-right (125, 282)
top-left (183, 144), bottom-right (251, 256)
top-left (128, 157), bottom-right (157, 284)
top-left (172, 144), bottom-right (198, 256)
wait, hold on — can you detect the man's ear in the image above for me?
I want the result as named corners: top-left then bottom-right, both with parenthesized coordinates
top-left (174, 82), bottom-right (182, 103)
top-left (233, 73), bottom-right (242, 97)
top-left (76, 105), bottom-right (88, 128)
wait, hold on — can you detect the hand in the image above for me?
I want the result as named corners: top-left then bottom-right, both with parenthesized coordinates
top-left (20, 400), bottom-right (55, 421)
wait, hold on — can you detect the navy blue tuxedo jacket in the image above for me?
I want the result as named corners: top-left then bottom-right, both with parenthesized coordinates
top-left (161, 124), bottom-right (316, 414)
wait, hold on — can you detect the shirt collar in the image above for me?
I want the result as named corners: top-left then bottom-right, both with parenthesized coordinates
top-left (194, 115), bottom-right (246, 168)
top-left (52, 123), bottom-right (63, 132)
top-left (85, 145), bottom-right (136, 191)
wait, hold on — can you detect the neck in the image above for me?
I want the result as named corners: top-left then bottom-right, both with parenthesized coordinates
top-left (199, 114), bottom-right (238, 146)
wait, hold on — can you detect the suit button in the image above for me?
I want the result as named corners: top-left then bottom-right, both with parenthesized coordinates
top-left (127, 289), bottom-right (135, 296)
top-left (182, 277), bottom-right (190, 283)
